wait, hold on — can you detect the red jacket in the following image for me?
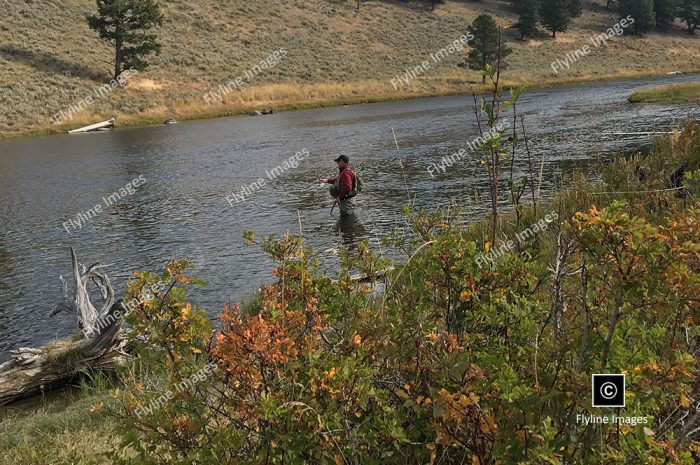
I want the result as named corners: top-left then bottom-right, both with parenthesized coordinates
top-left (326, 165), bottom-right (354, 200)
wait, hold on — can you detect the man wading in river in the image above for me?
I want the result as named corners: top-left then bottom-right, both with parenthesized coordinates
top-left (319, 155), bottom-right (360, 216)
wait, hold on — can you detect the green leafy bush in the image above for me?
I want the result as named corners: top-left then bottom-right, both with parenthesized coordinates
top-left (107, 144), bottom-right (700, 463)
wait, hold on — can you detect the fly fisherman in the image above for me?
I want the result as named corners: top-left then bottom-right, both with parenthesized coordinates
top-left (319, 155), bottom-right (359, 216)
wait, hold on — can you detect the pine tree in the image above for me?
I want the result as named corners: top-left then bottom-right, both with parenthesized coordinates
top-left (462, 14), bottom-right (512, 83)
top-left (679, 0), bottom-right (700, 33)
top-left (654, 0), bottom-right (679, 27)
top-left (87, 0), bottom-right (164, 80)
top-left (568, 0), bottom-right (582, 17)
top-left (618, 0), bottom-right (656, 34)
top-left (539, 0), bottom-right (582, 38)
top-left (517, 0), bottom-right (541, 38)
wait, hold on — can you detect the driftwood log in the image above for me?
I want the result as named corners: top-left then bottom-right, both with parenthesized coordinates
top-left (0, 247), bottom-right (127, 406)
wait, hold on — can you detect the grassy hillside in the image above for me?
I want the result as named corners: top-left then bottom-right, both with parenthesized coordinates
top-left (1, 0), bottom-right (699, 137)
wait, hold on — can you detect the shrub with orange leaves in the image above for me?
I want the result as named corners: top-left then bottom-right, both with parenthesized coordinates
top-left (108, 130), bottom-right (700, 464)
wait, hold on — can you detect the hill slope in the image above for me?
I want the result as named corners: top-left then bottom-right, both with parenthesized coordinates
top-left (1, 0), bottom-right (699, 136)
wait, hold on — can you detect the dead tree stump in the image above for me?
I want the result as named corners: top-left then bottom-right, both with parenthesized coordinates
top-left (0, 246), bottom-right (127, 406)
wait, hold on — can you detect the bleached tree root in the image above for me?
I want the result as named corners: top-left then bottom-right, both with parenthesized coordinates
top-left (0, 247), bottom-right (127, 406)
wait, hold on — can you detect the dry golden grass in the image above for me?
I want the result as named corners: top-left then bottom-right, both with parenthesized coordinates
top-left (1, 0), bottom-right (698, 138)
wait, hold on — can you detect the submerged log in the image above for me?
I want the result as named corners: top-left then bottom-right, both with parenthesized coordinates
top-left (348, 266), bottom-right (395, 283)
top-left (0, 247), bottom-right (127, 406)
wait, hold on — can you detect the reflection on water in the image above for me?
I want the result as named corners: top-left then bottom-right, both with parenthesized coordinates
top-left (0, 73), bottom-right (699, 357)
top-left (335, 213), bottom-right (367, 251)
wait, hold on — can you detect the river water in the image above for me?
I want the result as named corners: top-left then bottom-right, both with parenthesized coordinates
top-left (1, 74), bottom-right (698, 357)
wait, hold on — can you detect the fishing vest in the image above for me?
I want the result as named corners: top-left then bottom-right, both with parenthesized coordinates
top-left (330, 168), bottom-right (359, 199)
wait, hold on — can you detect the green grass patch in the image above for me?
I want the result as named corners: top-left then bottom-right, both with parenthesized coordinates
top-left (629, 82), bottom-right (700, 103)
top-left (0, 376), bottom-right (119, 465)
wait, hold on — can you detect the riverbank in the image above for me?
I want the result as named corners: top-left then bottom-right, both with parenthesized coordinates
top-left (629, 82), bottom-right (700, 103)
top-left (3, 69), bottom-right (700, 141)
top-left (0, 382), bottom-right (119, 465)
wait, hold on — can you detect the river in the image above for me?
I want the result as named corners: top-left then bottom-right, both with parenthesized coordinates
top-left (1, 73), bottom-right (698, 358)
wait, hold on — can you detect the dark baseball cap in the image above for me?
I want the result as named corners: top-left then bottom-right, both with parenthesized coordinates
top-left (334, 155), bottom-right (349, 163)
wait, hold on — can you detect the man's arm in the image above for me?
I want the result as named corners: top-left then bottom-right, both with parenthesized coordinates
top-left (319, 177), bottom-right (336, 184)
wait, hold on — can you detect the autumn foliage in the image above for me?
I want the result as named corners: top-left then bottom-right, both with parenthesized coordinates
top-left (108, 124), bottom-right (700, 464)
